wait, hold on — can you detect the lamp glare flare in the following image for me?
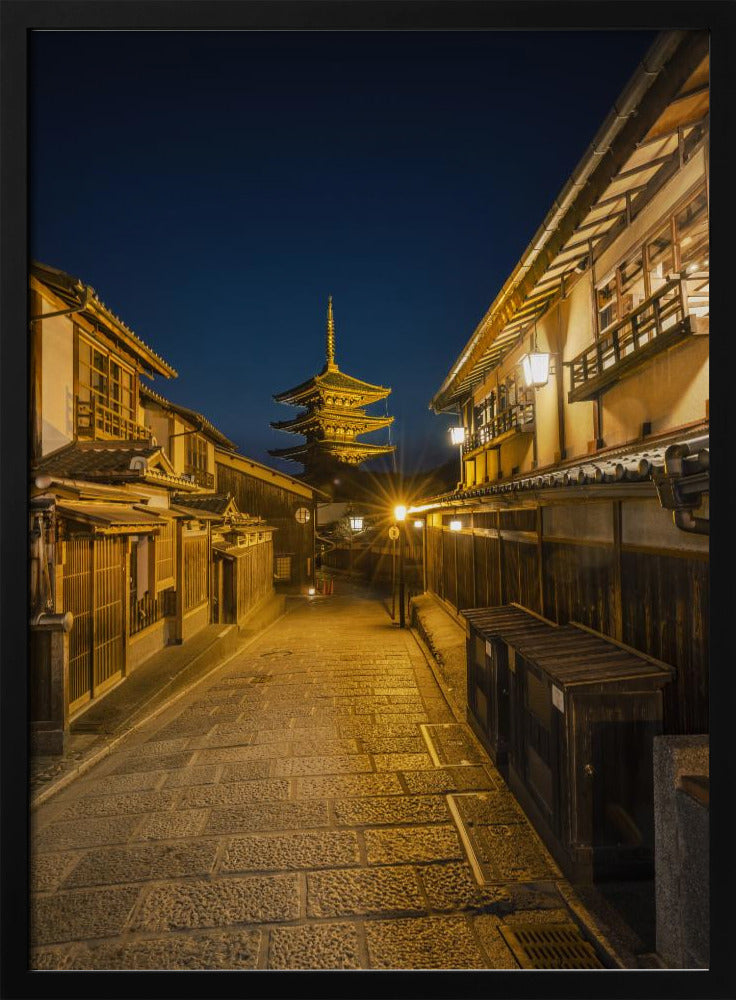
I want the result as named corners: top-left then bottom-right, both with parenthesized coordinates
top-left (394, 505), bottom-right (407, 522)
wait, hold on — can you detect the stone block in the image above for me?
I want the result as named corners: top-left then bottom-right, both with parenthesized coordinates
top-left (62, 840), bottom-right (218, 888)
top-left (365, 914), bottom-right (487, 968)
top-left (133, 874), bottom-right (300, 932)
top-left (334, 795), bottom-right (449, 827)
top-left (307, 866), bottom-right (425, 918)
top-left (221, 830), bottom-right (360, 872)
top-left (296, 773), bottom-right (402, 799)
top-left (204, 799), bottom-right (329, 835)
top-left (653, 734), bottom-right (709, 968)
top-left (31, 885), bottom-right (140, 945)
top-left (365, 825), bottom-right (464, 865)
top-left (268, 922), bottom-right (362, 969)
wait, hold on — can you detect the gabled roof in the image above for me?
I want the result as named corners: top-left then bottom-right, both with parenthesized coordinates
top-left (30, 261), bottom-right (177, 379)
top-left (33, 441), bottom-right (200, 490)
top-left (140, 384), bottom-right (237, 449)
top-left (171, 492), bottom-right (239, 516)
top-left (431, 30), bottom-right (709, 412)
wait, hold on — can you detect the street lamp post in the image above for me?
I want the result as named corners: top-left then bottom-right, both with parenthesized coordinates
top-left (394, 505), bottom-right (407, 628)
top-left (450, 425), bottom-right (466, 488)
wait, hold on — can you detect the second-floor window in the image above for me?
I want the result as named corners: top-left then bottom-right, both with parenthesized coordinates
top-left (185, 434), bottom-right (208, 476)
top-left (595, 183), bottom-right (708, 334)
top-left (77, 334), bottom-right (136, 424)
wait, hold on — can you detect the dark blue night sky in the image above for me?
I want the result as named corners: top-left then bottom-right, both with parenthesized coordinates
top-left (30, 29), bottom-right (657, 473)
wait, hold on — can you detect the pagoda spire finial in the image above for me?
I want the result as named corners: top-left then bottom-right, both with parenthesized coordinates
top-left (326, 295), bottom-right (337, 370)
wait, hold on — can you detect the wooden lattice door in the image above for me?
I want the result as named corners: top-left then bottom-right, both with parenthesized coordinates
top-left (63, 534), bottom-right (125, 713)
top-left (63, 536), bottom-right (94, 712)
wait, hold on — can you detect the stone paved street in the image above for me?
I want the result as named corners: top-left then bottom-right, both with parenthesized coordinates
top-left (30, 587), bottom-right (603, 970)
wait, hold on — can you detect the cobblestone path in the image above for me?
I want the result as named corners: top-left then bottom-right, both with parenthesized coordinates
top-left (30, 588), bottom-right (576, 970)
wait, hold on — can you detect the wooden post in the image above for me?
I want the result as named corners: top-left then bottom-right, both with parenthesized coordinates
top-left (612, 500), bottom-right (623, 640)
top-left (536, 505), bottom-right (545, 617)
top-left (175, 520), bottom-right (184, 643)
top-left (90, 537), bottom-right (97, 698)
top-left (122, 537), bottom-right (131, 675)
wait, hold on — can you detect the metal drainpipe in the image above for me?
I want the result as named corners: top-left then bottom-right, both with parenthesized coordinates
top-left (664, 440), bottom-right (709, 534)
top-left (29, 284), bottom-right (93, 323)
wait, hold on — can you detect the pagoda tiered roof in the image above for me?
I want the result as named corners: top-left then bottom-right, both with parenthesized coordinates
top-left (270, 297), bottom-right (396, 473)
top-left (269, 439), bottom-right (396, 464)
top-left (271, 406), bottom-right (393, 436)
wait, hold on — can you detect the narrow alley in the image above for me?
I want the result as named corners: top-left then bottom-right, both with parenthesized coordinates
top-left (29, 585), bottom-right (618, 971)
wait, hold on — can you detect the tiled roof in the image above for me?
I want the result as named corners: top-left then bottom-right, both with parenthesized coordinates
top-left (171, 493), bottom-right (235, 515)
top-left (411, 431), bottom-right (709, 510)
top-left (31, 262), bottom-right (177, 379)
top-left (35, 442), bottom-right (162, 477)
top-left (33, 441), bottom-right (199, 490)
top-left (56, 501), bottom-right (172, 531)
top-left (274, 367), bottom-right (391, 403)
top-left (140, 384), bottom-right (237, 449)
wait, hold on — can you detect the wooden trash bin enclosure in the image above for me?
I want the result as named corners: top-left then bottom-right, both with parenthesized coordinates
top-left (462, 604), bottom-right (673, 883)
top-left (462, 604), bottom-right (556, 772)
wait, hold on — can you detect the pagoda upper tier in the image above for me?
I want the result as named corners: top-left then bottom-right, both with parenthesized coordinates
top-left (270, 297), bottom-right (395, 473)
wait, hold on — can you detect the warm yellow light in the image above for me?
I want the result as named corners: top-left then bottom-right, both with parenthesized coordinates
top-left (414, 520), bottom-right (423, 529)
top-left (449, 426), bottom-right (466, 445)
top-left (449, 520), bottom-right (462, 532)
top-left (349, 515), bottom-right (364, 532)
top-left (308, 586), bottom-right (316, 596)
top-left (521, 352), bottom-right (550, 388)
top-left (394, 504), bottom-right (407, 522)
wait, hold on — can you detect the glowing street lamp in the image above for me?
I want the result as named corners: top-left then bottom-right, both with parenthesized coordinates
top-left (449, 426), bottom-right (466, 445)
top-left (449, 519), bottom-right (462, 532)
top-left (392, 504), bottom-right (407, 627)
top-left (349, 515), bottom-right (364, 532)
top-left (413, 520), bottom-right (423, 529)
top-left (347, 512), bottom-right (364, 580)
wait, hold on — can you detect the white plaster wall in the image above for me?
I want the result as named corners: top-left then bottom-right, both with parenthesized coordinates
top-left (41, 305), bottom-right (74, 455)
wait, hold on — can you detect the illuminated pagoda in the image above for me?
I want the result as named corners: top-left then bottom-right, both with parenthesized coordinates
top-left (270, 297), bottom-right (395, 481)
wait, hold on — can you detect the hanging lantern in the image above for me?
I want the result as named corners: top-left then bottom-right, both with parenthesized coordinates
top-left (349, 515), bottom-right (364, 532)
top-left (449, 426), bottom-right (466, 445)
top-left (521, 352), bottom-right (550, 388)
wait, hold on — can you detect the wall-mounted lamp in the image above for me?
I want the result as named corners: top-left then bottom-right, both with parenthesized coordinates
top-left (521, 352), bottom-right (551, 388)
top-left (449, 519), bottom-right (462, 532)
top-left (349, 515), bottom-right (364, 532)
top-left (449, 426), bottom-right (466, 445)
top-left (413, 520), bottom-right (423, 529)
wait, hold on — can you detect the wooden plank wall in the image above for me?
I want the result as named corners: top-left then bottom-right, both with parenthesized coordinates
top-left (216, 464), bottom-right (313, 588)
top-left (426, 504), bottom-right (709, 736)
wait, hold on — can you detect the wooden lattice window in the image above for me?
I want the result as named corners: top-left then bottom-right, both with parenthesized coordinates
top-left (183, 534), bottom-right (209, 611)
top-left (155, 521), bottom-right (175, 589)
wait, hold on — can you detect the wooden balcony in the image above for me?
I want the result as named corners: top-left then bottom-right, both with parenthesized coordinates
top-left (568, 277), bottom-right (709, 403)
top-left (463, 402), bottom-right (535, 455)
top-left (76, 396), bottom-right (151, 442)
top-left (183, 468), bottom-right (215, 489)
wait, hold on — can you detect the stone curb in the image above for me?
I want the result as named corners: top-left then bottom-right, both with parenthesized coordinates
top-left (30, 604), bottom-right (292, 811)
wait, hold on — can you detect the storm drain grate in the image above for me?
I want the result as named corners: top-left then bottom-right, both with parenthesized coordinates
top-left (498, 923), bottom-right (604, 969)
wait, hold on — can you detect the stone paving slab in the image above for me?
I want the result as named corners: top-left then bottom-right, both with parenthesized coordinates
top-left (180, 778), bottom-right (291, 807)
top-left (364, 824), bottom-right (465, 865)
top-left (132, 875), bottom-right (300, 932)
top-left (333, 794), bottom-right (449, 827)
top-left (220, 830), bottom-right (361, 872)
top-left (62, 840), bottom-right (218, 888)
top-left (295, 773), bottom-right (403, 799)
top-left (306, 865), bottom-right (425, 918)
top-left (365, 914), bottom-right (488, 969)
top-left (204, 800), bottom-right (330, 835)
top-left (267, 922), bottom-right (362, 969)
top-left (31, 885), bottom-right (141, 945)
top-left (45, 928), bottom-right (263, 970)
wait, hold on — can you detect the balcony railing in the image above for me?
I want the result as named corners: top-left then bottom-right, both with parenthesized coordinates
top-left (568, 276), bottom-right (708, 403)
top-left (463, 402), bottom-right (535, 454)
top-left (76, 396), bottom-right (151, 442)
top-left (183, 468), bottom-right (215, 489)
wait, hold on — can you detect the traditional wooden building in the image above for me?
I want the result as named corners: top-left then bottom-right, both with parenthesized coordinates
top-left (270, 296), bottom-right (395, 484)
top-left (411, 31), bottom-right (709, 874)
top-left (28, 263), bottom-right (276, 747)
top-left (215, 448), bottom-right (326, 593)
top-left (140, 384), bottom-right (237, 489)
